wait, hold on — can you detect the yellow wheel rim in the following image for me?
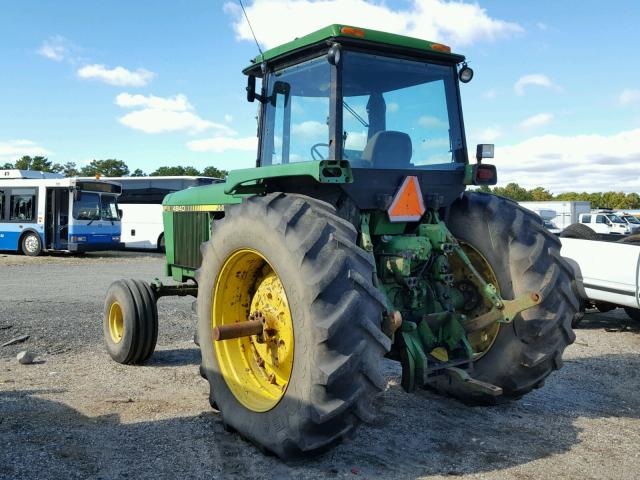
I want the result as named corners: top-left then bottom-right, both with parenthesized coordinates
top-left (212, 249), bottom-right (294, 412)
top-left (450, 242), bottom-right (501, 358)
top-left (108, 301), bottom-right (124, 344)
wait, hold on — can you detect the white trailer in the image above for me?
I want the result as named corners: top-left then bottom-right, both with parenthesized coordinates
top-left (519, 201), bottom-right (591, 231)
top-left (80, 176), bottom-right (221, 250)
top-left (561, 238), bottom-right (640, 322)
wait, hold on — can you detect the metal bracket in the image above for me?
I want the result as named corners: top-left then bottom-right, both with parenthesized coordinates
top-left (463, 291), bottom-right (542, 333)
top-left (150, 278), bottom-right (199, 299)
top-left (434, 367), bottom-right (503, 397)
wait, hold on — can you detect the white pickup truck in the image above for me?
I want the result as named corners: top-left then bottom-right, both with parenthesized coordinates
top-left (561, 238), bottom-right (640, 324)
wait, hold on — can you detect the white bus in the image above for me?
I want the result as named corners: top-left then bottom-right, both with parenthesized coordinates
top-left (0, 170), bottom-right (123, 255)
top-left (91, 176), bottom-right (220, 250)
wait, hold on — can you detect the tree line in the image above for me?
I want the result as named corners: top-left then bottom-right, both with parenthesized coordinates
top-left (476, 183), bottom-right (640, 210)
top-left (2, 156), bottom-right (228, 179)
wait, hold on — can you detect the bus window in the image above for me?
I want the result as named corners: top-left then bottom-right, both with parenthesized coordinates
top-left (0, 190), bottom-right (4, 220)
top-left (10, 189), bottom-right (36, 221)
top-left (73, 192), bottom-right (100, 220)
top-left (101, 195), bottom-right (119, 220)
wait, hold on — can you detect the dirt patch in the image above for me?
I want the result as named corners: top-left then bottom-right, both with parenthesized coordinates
top-left (1, 254), bottom-right (639, 479)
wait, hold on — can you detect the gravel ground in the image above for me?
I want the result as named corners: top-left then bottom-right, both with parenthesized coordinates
top-left (1, 252), bottom-right (639, 480)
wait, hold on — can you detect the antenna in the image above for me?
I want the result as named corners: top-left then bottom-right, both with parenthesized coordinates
top-left (237, 0), bottom-right (264, 58)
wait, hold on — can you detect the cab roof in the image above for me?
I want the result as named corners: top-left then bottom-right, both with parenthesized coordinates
top-left (243, 24), bottom-right (464, 75)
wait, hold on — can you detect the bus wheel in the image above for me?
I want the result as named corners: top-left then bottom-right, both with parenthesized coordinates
top-left (103, 279), bottom-right (158, 364)
top-left (21, 232), bottom-right (42, 256)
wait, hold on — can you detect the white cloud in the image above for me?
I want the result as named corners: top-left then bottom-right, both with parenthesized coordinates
top-left (387, 102), bottom-right (400, 113)
top-left (492, 128), bottom-right (640, 193)
top-left (536, 22), bottom-right (548, 30)
top-left (224, 114), bottom-right (234, 123)
top-left (514, 74), bottom-right (557, 95)
top-left (0, 140), bottom-right (52, 163)
top-left (224, 0), bottom-right (523, 49)
top-left (474, 126), bottom-right (502, 142)
top-left (37, 36), bottom-right (67, 61)
top-left (115, 93), bottom-right (191, 111)
top-left (116, 93), bottom-right (234, 135)
top-left (187, 136), bottom-right (258, 153)
top-left (520, 112), bottom-right (553, 129)
top-left (78, 64), bottom-right (155, 87)
top-left (345, 131), bottom-right (368, 150)
top-left (418, 115), bottom-right (448, 129)
top-left (619, 89), bottom-right (640, 106)
top-left (482, 89), bottom-right (497, 100)
top-left (291, 120), bottom-right (327, 137)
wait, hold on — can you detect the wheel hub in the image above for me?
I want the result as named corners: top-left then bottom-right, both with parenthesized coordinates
top-left (108, 301), bottom-right (124, 343)
top-left (212, 249), bottom-right (294, 412)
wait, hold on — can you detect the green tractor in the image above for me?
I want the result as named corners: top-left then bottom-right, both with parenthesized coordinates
top-left (104, 25), bottom-right (578, 459)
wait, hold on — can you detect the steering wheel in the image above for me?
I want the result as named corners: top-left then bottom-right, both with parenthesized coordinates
top-left (311, 143), bottom-right (330, 161)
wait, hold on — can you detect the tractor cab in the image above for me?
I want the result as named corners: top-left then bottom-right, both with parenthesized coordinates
top-left (244, 24), bottom-right (495, 206)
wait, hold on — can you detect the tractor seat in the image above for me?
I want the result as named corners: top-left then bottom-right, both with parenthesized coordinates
top-left (361, 131), bottom-right (413, 168)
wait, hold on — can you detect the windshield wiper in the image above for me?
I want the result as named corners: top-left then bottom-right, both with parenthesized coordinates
top-left (344, 101), bottom-right (369, 128)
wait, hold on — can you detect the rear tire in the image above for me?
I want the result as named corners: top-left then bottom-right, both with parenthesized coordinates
top-left (196, 193), bottom-right (390, 459)
top-left (103, 279), bottom-right (158, 364)
top-left (560, 223), bottom-right (599, 240)
top-left (447, 192), bottom-right (578, 403)
top-left (624, 307), bottom-right (640, 322)
top-left (21, 232), bottom-right (42, 256)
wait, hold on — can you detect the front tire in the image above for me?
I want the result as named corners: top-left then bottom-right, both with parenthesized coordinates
top-left (21, 232), bottom-right (42, 256)
top-left (447, 192), bottom-right (578, 402)
top-left (196, 193), bottom-right (390, 459)
top-left (103, 279), bottom-right (158, 364)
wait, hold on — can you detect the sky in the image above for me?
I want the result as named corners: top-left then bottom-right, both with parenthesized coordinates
top-left (0, 0), bottom-right (639, 192)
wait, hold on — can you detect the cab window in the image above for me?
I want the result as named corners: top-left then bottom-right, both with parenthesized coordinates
top-left (581, 215), bottom-right (591, 223)
top-left (260, 57), bottom-right (330, 165)
top-left (596, 215), bottom-right (606, 224)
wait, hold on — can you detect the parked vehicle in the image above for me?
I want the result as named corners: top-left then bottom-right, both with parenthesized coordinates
top-left (84, 176), bottom-right (221, 250)
top-left (578, 210), bottom-right (637, 235)
top-left (561, 237), bottom-right (640, 324)
top-left (102, 24), bottom-right (578, 459)
top-left (617, 212), bottom-right (640, 233)
top-left (0, 169), bottom-right (123, 255)
top-left (519, 201), bottom-right (590, 231)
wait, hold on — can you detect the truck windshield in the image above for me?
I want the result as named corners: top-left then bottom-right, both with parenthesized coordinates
top-left (101, 195), bottom-right (119, 220)
top-left (73, 192), bottom-right (101, 220)
top-left (73, 192), bottom-right (120, 221)
top-left (623, 215), bottom-right (640, 224)
top-left (341, 52), bottom-right (464, 168)
top-left (608, 214), bottom-right (625, 223)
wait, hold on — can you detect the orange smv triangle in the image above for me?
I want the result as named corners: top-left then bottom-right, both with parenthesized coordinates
top-left (387, 176), bottom-right (426, 222)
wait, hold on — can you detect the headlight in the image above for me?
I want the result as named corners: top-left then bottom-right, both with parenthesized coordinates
top-left (112, 236), bottom-right (120, 242)
top-left (71, 236), bottom-right (87, 242)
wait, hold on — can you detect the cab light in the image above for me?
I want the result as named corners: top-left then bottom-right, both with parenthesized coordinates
top-left (431, 43), bottom-right (451, 53)
top-left (340, 26), bottom-right (366, 38)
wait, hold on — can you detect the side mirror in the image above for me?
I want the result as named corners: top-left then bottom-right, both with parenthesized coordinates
top-left (246, 75), bottom-right (256, 102)
top-left (476, 144), bottom-right (494, 162)
top-left (117, 209), bottom-right (123, 219)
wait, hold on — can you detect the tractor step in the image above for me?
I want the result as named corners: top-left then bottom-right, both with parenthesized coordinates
top-left (429, 367), bottom-right (503, 398)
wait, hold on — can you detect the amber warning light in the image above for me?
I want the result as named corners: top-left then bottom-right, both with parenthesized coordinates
top-left (340, 26), bottom-right (366, 38)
